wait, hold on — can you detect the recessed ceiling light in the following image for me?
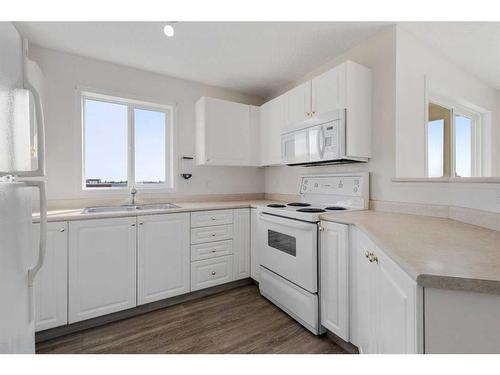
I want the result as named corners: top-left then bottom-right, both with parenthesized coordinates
top-left (163, 24), bottom-right (175, 37)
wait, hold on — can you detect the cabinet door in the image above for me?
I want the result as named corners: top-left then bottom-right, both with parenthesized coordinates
top-left (311, 64), bottom-right (344, 116)
top-left (202, 97), bottom-right (251, 166)
top-left (69, 217), bottom-right (136, 323)
top-left (375, 247), bottom-right (418, 354)
top-left (250, 208), bottom-right (260, 282)
top-left (283, 81), bottom-right (311, 132)
top-left (233, 208), bottom-right (250, 280)
top-left (260, 96), bottom-right (284, 166)
top-left (354, 229), bottom-right (378, 354)
top-left (137, 213), bottom-right (190, 305)
top-left (33, 222), bottom-right (68, 332)
top-left (320, 221), bottom-right (349, 341)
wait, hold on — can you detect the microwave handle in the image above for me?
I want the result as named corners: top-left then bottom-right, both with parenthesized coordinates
top-left (317, 126), bottom-right (325, 159)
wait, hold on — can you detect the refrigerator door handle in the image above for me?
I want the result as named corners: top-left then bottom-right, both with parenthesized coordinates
top-left (17, 77), bottom-right (46, 178)
top-left (22, 180), bottom-right (47, 286)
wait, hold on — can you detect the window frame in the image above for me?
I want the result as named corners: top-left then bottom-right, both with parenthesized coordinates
top-left (80, 89), bottom-right (176, 193)
top-left (425, 95), bottom-right (482, 178)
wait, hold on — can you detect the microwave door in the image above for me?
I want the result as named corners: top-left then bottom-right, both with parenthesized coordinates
top-left (308, 125), bottom-right (327, 162)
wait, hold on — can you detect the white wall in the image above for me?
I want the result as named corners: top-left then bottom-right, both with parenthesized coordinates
top-left (30, 46), bottom-right (266, 203)
top-left (265, 26), bottom-right (500, 213)
top-left (395, 27), bottom-right (500, 178)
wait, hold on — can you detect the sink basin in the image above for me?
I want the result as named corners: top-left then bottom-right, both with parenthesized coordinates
top-left (135, 203), bottom-right (179, 210)
top-left (82, 206), bottom-right (137, 214)
top-left (81, 203), bottom-right (179, 214)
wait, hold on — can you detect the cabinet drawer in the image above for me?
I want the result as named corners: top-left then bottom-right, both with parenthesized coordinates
top-left (191, 209), bottom-right (233, 228)
top-left (191, 224), bottom-right (233, 244)
top-left (191, 240), bottom-right (233, 261)
top-left (191, 255), bottom-right (233, 291)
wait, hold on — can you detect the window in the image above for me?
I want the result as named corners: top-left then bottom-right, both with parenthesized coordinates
top-left (426, 100), bottom-right (481, 178)
top-left (82, 92), bottom-right (174, 190)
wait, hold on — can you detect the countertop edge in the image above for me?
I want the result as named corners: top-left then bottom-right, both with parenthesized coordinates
top-left (320, 212), bottom-right (500, 296)
top-left (32, 201), bottom-right (269, 223)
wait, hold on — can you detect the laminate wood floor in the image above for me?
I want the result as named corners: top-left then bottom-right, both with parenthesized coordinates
top-left (36, 284), bottom-right (346, 354)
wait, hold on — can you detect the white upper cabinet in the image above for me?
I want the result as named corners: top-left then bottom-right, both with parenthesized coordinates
top-left (68, 217), bottom-right (137, 323)
top-left (283, 81), bottom-right (312, 132)
top-left (137, 213), bottom-right (190, 305)
top-left (279, 60), bottom-right (372, 158)
top-left (195, 97), bottom-right (259, 166)
top-left (311, 64), bottom-right (343, 118)
top-left (33, 222), bottom-right (68, 332)
top-left (259, 95), bottom-right (284, 166)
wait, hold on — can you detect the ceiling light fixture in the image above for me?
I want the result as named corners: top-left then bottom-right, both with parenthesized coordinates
top-left (163, 24), bottom-right (175, 37)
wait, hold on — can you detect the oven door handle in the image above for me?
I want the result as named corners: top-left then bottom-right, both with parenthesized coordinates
top-left (259, 213), bottom-right (314, 231)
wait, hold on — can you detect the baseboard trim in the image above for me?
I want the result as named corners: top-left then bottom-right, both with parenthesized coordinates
top-left (35, 278), bottom-right (253, 344)
top-left (326, 331), bottom-right (359, 354)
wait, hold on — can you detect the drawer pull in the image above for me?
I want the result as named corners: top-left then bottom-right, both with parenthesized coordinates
top-left (211, 216), bottom-right (216, 220)
top-left (211, 233), bottom-right (216, 236)
top-left (59, 228), bottom-right (65, 232)
top-left (212, 249), bottom-right (217, 253)
top-left (211, 271), bottom-right (216, 276)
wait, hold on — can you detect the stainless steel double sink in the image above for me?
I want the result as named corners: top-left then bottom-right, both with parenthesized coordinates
top-left (82, 203), bottom-right (179, 214)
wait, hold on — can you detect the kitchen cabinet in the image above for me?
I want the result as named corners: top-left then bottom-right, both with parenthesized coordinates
top-left (319, 221), bottom-right (349, 341)
top-left (283, 81), bottom-right (312, 132)
top-left (191, 255), bottom-right (233, 291)
top-left (68, 217), bottom-right (137, 323)
top-left (351, 227), bottom-right (419, 353)
top-left (137, 213), bottom-right (190, 305)
top-left (280, 61), bottom-right (371, 160)
top-left (33, 221), bottom-right (68, 332)
top-left (232, 208), bottom-right (250, 280)
top-left (250, 208), bottom-right (261, 282)
top-left (195, 96), bottom-right (259, 166)
top-left (259, 95), bottom-right (284, 166)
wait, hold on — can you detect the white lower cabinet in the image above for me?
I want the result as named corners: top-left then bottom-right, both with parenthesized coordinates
top-left (33, 222), bottom-right (68, 332)
top-left (319, 221), bottom-right (349, 341)
top-left (137, 213), bottom-right (190, 305)
top-left (250, 208), bottom-right (261, 282)
top-left (233, 208), bottom-right (250, 280)
top-left (351, 227), bottom-right (420, 353)
top-left (191, 255), bottom-right (233, 291)
top-left (68, 217), bottom-right (137, 323)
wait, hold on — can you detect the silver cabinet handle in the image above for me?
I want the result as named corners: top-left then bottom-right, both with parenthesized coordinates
top-left (211, 271), bottom-right (216, 276)
top-left (131, 223), bottom-right (136, 227)
top-left (319, 226), bottom-right (324, 231)
top-left (211, 216), bottom-right (216, 220)
top-left (211, 249), bottom-right (216, 253)
top-left (211, 233), bottom-right (216, 236)
top-left (139, 222), bottom-right (144, 225)
top-left (59, 228), bottom-right (65, 232)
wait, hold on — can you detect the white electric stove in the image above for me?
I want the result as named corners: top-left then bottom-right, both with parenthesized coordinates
top-left (257, 172), bottom-right (369, 334)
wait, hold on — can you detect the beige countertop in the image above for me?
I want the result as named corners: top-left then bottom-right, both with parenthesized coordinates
top-left (34, 201), bottom-right (500, 295)
top-left (320, 210), bottom-right (500, 294)
top-left (33, 200), bottom-right (274, 223)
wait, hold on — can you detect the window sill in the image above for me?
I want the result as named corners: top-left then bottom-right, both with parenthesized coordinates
top-left (392, 177), bottom-right (500, 184)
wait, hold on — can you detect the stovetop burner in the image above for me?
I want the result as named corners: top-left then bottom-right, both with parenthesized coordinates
top-left (267, 204), bottom-right (286, 208)
top-left (296, 208), bottom-right (327, 213)
top-left (325, 206), bottom-right (347, 211)
top-left (287, 202), bottom-right (311, 207)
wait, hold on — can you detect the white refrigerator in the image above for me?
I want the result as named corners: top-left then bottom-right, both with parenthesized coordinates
top-left (0, 22), bottom-right (47, 354)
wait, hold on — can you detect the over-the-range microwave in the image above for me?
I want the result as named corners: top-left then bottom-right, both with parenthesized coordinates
top-left (281, 110), bottom-right (369, 166)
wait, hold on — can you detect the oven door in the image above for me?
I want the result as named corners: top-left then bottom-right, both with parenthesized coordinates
top-left (258, 213), bottom-right (318, 293)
